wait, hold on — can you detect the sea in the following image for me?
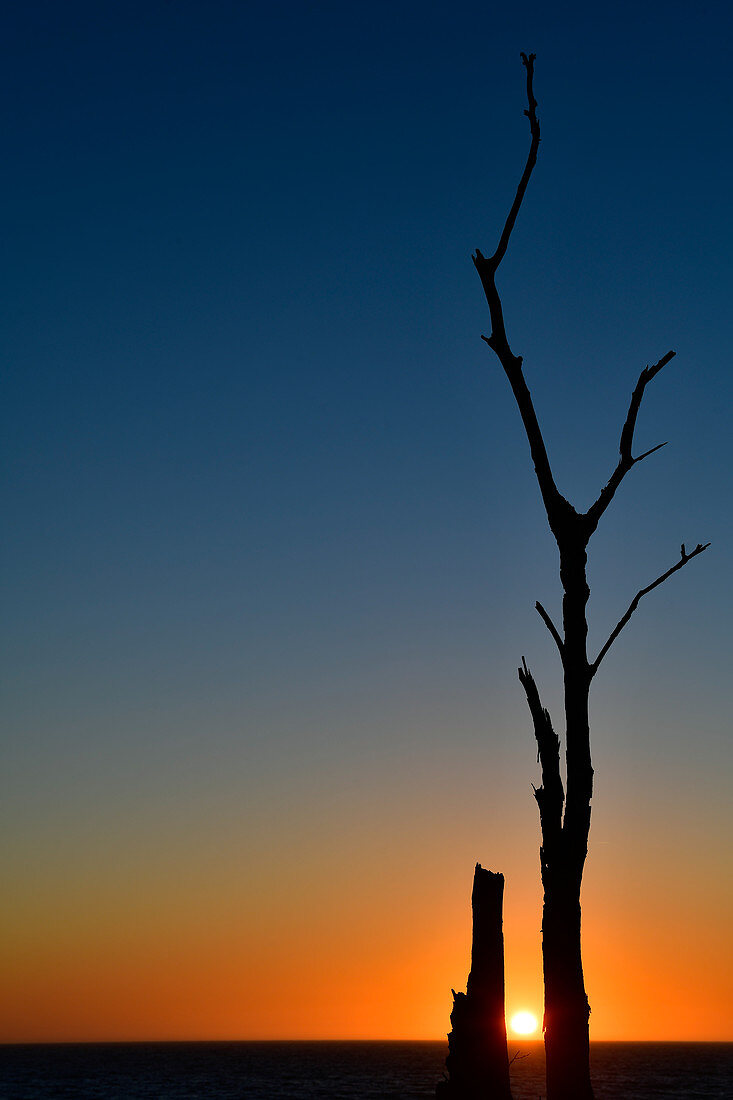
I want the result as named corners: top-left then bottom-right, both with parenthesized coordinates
top-left (1, 1040), bottom-right (732, 1099)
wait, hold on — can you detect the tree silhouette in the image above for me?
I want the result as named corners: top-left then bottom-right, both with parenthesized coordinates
top-left (469, 55), bottom-right (709, 1100)
top-left (437, 866), bottom-right (512, 1099)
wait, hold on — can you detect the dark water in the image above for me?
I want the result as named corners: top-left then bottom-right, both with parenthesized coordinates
top-left (1, 1041), bottom-right (732, 1099)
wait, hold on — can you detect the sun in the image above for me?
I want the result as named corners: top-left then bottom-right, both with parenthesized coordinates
top-left (510, 1010), bottom-right (539, 1035)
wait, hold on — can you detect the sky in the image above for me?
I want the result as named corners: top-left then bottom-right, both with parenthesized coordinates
top-left (1, 0), bottom-right (731, 1043)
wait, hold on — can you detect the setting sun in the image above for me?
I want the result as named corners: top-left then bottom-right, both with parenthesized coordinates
top-left (510, 1011), bottom-right (539, 1036)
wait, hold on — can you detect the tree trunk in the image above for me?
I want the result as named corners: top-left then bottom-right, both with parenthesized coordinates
top-left (474, 53), bottom-right (708, 1100)
top-left (542, 541), bottom-right (593, 1100)
top-left (437, 864), bottom-right (512, 1099)
top-left (542, 877), bottom-right (592, 1098)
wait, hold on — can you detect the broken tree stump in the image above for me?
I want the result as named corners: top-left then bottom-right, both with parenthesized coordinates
top-left (436, 864), bottom-right (512, 1099)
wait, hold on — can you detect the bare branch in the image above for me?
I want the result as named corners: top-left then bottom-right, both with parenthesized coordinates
top-left (474, 55), bottom-right (575, 538)
top-left (473, 52), bottom-right (539, 346)
top-left (491, 52), bottom-right (539, 270)
top-left (535, 600), bottom-right (564, 660)
top-left (635, 441), bottom-right (668, 463)
top-left (585, 351), bottom-right (675, 533)
top-left (590, 541), bottom-right (711, 677)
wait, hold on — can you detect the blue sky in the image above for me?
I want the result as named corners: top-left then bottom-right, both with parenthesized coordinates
top-left (2, 0), bottom-right (731, 1039)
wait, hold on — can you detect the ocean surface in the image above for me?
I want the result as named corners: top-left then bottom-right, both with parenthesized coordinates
top-left (1, 1040), bottom-right (732, 1099)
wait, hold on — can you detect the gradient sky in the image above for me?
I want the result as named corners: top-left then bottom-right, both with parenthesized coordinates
top-left (2, 0), bottom-right (731, 1042)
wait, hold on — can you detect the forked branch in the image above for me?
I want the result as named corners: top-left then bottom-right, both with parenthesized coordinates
top-left (590, 541), bottom-right (711, 677)
top-left (474, 54), bottom-right (573, 537)
top-left (585, 351), bottom-right (675, 533)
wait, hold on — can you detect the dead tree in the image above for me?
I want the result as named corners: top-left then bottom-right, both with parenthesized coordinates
top-left (473, 55), bottom-right (709, 1099)
top-left (437, 865), bottom-right (512, 1099)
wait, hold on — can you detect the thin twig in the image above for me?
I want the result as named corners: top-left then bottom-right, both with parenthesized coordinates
top-left (490, 52), bottom-right (539, 270)
top-left (590, 541), bottom-right (711, 677)
top-left (585, 351), bottom-right (675, 533)
top-left (535, 601), bottom-right (564, 660)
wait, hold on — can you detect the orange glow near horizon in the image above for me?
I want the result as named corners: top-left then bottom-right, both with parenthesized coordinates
top-left (3, 697), bottom-right (731, 1045)
top-left (2, 816), bottom-right (731, 1044)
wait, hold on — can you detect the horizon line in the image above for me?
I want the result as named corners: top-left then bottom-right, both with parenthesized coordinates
top-left (3, 1037), bottom-right (733, 1046)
